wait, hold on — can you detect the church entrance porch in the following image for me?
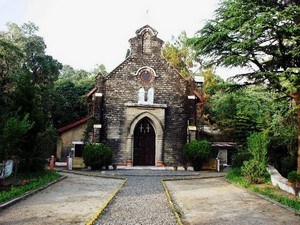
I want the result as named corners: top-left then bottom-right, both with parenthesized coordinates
top-left (134, 118), bottom-right (155, 166)
top-left (124, 103), bottom-right (166, 167)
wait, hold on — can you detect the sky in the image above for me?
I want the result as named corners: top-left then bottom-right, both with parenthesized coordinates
top-left (0, 0), bottom-right (247, 78)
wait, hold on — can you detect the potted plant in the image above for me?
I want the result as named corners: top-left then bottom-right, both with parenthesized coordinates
top-left (183, 140), bottom-right (212, 171)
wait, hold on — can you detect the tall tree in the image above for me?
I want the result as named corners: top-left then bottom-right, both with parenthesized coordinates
top-left (187, 0), bottom-right (300, 170)
top-left (163, 32), bottom-right (196, 79)
top-left (0, 39), bottom-right (23, 118)
top-left (0, 22), bottom-right (62, 171)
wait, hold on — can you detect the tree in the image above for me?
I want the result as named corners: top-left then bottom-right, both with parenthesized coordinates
top-left (0, 113), bottom-right (34, 178)
top-left (52, 79), bottom-right (94, 128)
top-left (0, 22), bottom-right (62, 171)
top-left (242, 132), bottom-right (269, 183)
top-left (187, 0), bottom-right (300, 171)
top-left (163, 32), bottom-right (196, 79)
top-left (0, 39), bottom-right (23, 119)
top-left (92, 64), bottom-right (108, 77)
top-left (208, 86), bottom-right (276, 143)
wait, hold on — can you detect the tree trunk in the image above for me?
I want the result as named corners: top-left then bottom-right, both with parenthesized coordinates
top-left (295, 92), bottom-right (300, 172)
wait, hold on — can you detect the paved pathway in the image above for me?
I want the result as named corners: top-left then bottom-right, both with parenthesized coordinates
top-left (94, 176), bottom-right (177, 225)
top-left (91, 169), bottom-right (223, 225)
top-left (1, 168), bottom-right (298, 225)
top-left (0, 173), bottom-right (123, 225)
top-left (166, 177), bottom-right (300, 225)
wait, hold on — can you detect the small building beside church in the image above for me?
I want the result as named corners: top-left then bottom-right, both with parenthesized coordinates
top-left (57, 25), bottom-right (201, 167)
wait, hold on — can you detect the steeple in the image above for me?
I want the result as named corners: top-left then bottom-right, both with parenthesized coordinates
top-left (129, 25), bottom-right (164, 56)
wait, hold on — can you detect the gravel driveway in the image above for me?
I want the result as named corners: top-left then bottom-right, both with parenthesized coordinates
top-left (166, 177), bottom-right (300, 225)
top-left (1, 169), bottom-right (298, 225)
top-left (0, 173), bottom-right (123, 225)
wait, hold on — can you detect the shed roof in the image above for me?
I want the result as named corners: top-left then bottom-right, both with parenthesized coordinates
top-left (86, 86), bottom-right (97, 97)
top-left (58, 117), bottom-right (91, 133)
top-left (212, 142), bottom-right (237, 148)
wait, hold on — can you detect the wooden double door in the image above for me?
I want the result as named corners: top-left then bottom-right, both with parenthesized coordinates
top-left (134, 118), bottom-right (155, 166)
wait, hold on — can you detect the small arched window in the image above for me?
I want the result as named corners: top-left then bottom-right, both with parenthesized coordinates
top-left (138, 88), bottom-right (145, 103)
top-left (147, 87), bottom-right (154, 104)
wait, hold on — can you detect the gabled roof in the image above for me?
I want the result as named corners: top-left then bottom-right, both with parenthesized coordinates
top-left (58, 117), bottom-right (91, 133)
top-left (86, 86), bottom-right (97, 97)
top-left (135, 25), bottom-right (158, 36)
top-left (194, 90), bottom-right (204, 103)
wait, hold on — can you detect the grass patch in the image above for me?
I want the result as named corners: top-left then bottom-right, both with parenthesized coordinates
top-left (226, 168), bottom-right (300, 211)
top-left (0, 170), bottom-right (59, 204)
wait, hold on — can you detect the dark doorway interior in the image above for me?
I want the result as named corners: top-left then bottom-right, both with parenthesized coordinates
top-left (134, 118), bottom-right (155, 166)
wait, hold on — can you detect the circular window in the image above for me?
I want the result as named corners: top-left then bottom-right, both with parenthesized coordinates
top-left (140, 70), bottom-right (152, 83)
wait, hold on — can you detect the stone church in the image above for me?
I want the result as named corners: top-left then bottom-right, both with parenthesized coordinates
top-left (57, 25), bottom-right (201, 167)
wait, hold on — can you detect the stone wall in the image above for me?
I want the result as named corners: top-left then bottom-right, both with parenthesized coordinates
top-left (96, 25), bottom-right (189, 165)
top-left (56, 123), bottom-right (87, 161)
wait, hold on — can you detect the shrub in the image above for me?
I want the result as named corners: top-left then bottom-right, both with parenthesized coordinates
top-left (183, 140), bottom-right (212, 171)
top-left (287, 171), bottom-right (300, 182)
top-left (280, 156), bottom-right (297, 178)
top-left (232, 151), bottom-right (252, 168)
top-left (241, 132), bottom-right (269, 183)
top-left (83, 143), bottom-right (113, 170)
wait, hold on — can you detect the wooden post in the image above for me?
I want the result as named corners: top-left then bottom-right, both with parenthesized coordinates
top-left (49, 155), bottom-right (55, 170)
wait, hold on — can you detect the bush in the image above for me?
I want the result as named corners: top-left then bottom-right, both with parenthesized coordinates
top-left (287, 171), bottom-right (300, 182)
top-left (183, 140), bottom-right (212, 171)
top-left (232, 151), bottom-right (252, 168)
top-left (83, 143), bottom-right (113, 170)
top-left (241, 132), bottom-right (269, 183)
top-left (280, 156), bottom-right (297, 178)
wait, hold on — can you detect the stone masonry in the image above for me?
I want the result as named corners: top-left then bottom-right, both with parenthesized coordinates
top-left (93, 25), bottom-right (191, 166)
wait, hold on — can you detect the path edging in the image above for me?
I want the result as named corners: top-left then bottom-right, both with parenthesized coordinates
top-left (0, 175), bottom-right (66, 211)
top-left (162, 179), bottom-right (184, 225)
top-left (225, 179), bottom-right (300, 215)
top-left (56, 169), bottom-right (124, 180)
top-left (162, 175), bottom-right (226, 225)
top-left (86, 179), bottom-right (127, 225)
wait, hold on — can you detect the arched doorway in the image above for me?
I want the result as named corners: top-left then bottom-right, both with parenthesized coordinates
top-left (133, 118), bottom-right (155, 166)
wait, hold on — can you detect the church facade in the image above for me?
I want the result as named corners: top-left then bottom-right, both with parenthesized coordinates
top-left (57, 25), bottom-right (199, 167)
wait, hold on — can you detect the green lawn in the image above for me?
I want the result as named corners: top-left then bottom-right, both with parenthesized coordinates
top-left (226, 168), bottom-right (300, 211)
top-left (0, 170), bottom-right (60, 204)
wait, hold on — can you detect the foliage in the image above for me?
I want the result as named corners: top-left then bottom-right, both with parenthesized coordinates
top-left (0, 170), bottom-right (59, 203)
top-left (0, 38), bottom-right (23, 115)
top-left (162, 32), bottom-right (196, 79)
top-left (83, 143), bottom-right (113, 170)
top-left (0, 22), bottom-right (63, 172)
top-left (187, 0), bottom-right (299, 84)
top-left (187, 0), bottom-right (300, 170)
top-left (92, 64), bottom-right (108, 76)
top-left (35, 125), bottom-right (59, 158)
top-left (183, 140), bottom-right (212, 171)
top-left (0, 113), bottom-right (34, 161)
top-left (83, 117), bottom-right (95, 142)
top-left (52, 79), bottom-right (94, 128)
top-left (226, 168), bottom-right (249, 187)
top-left (231, 151), bottom-right (252, 168)
top-left (267, 108), bottom-right (297, 176)
top-left (226, 169), bottom-right (300, 210)
top-left (242, 132), bottom-right (269, 183)
top-left (287, 171), bottom-right (300, 182)
top-left (208, 86), bottom-right (276, 143)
